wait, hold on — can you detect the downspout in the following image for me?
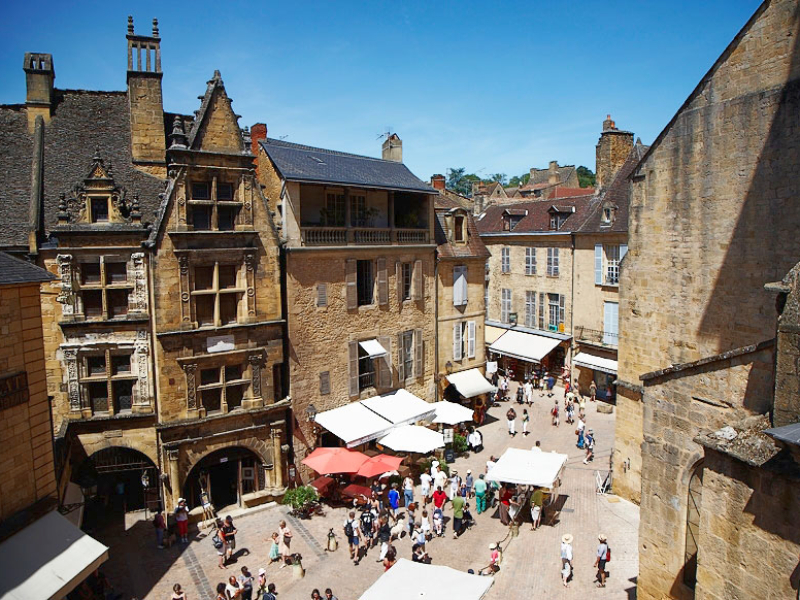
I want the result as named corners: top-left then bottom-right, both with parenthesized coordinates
top-left (434, 249), bottom-right (440, 401)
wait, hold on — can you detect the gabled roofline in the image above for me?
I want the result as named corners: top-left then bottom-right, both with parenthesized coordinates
top-left (629, 0), bottom-right (770, 175)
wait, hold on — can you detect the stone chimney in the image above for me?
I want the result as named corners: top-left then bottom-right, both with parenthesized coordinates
top-left (548, 161), bottom-right (560, 185)
top-left (595, 114), bottom-right (634, 190)
top-left (430, 174), bottom-right (446, 190)
top-left (24, 53), bottom-right (55, 132)
top-left (127, 16), bottom-right (166, 164)
top-left (771, 263), bottom-right (800, 427)
top-left (382, 133), bottom-right (402, 162)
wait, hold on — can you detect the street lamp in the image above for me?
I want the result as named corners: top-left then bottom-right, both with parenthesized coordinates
top-left (306, 403), bottom-right (317, 422)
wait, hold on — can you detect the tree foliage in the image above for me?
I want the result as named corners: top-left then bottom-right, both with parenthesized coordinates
top-left (577, 166), bottom-right (596, 188)
top-left (508, 173), bottom-right (530, 188)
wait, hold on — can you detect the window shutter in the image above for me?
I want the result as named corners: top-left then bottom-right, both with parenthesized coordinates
top-left (396, 261), bottom-right (402, 304)
top-left (453, 322), bottom-right (463, 361)
top-left (453, 266), bottom-right (467, 307)
top-left (553, 248), bottom-right (559, 276)
top-left (317, 283), bottom-right (328, 307)
top-left (378, 335), bottom-right (391, 388)
top-left (460, 266), bottom-right (468, 305)
top-left (397, 332), bottom-right (405, 383)
top-left (377, 258), bottom-right (388, 306)
top-left (345, 259), bottom-right (357, 310)
top-left (348, 341), bottom-right (359, 396)
top-left (539, 292), bottom-right (545, 329)
top-left (620, 244), bottom-right (628, 261)
top-left (467, 321), bottom-right (476, 359)
top-left (414, 328), bottom-right (424, 380)
top-left (595, 244), bottom-right (603, 285)
top-left (319, 371), bottom-right (331, 395)
top-left (559, 294), bottom-right (566, 327)
top-left (412, 260), bottom-right (423, 301)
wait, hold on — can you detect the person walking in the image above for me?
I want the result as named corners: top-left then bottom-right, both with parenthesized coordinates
top-left (225, 575), bottom-right (242, 600)
top-left (216, 583), bottom-right (227, 600)
top-left (238, 567), bottom-right (254, 600)
top-left (451, 493), bottom-right (465, 538)
top-left (153, 509), bottom-right (166, 549)
top-left (214, 518), bottom-right (228, 569)
top-left (546, 374), bottom-right (555, 397)
top-left (576, 417), bottom-right (586, 449)
top-left (419, 470), bottom-right (432, 505)
top-left (420, 509), bottom-right (432, 540)
top-left (448, 472), bottom-right (461, 500)
top-left (263, 584), bottom-right (277, 600)
top-left (579, 394), bottom-right (587, 419)
top-left (524, 379), bottom-right (533, 405)
top-left (522, 409), bottom-right (530, 436)
top-left (589, 380), bottom-right (597, 402)
top-left (324, 590), bottom-right (338, 600)
top-left (406, 502), bottom-right (417, 537)
top-left (434, 467), bottom-right (448, 495)
top-left (432, 486), bottom-right (447, 510)
top-left (268, 532), bottom-right (281, 563)
top-left (403, 475), bottom-right (415, 508)
top-left (278, 520), bottom-right (293, 567)
top-left (222, 516), bottom-right (238, 563)
top-left (174, 498), bottom-right (189, 543)
top-left (376, 515), bottom-right (392, 561)
top-left (506, 407), bottom-right (517, 436)
top-left (584, 429), bottom-right (595, 464)
top-left (387, 483), bottom-right (400, 521)
top-left (360, 504), bottom-right (376, 549)
top-left (551, 400), bottom-right (560, 427)
top-left (171, 583), bottom-right (186, 600)
top-left (474, 474), bottom-right (488, 514)
top-left (498, 485), bottom-right (513, 525)
top-left (595, 534), bottom-right (609, 587)
top-left (256, 568), bottom-right (267, 600)
top-left (343, 510), bottom-right (361, 565)
top-left (561, 533), bottom-right (574, 572)
top-left (464, 470), bottom-right (474, 499)
top-left (531, 488), bottom-right (544, 530)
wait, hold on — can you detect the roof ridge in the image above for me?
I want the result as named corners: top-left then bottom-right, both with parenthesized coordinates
top-left (262, 138), bottom-right (392, 163)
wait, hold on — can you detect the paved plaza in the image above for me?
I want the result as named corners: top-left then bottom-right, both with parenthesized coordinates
top-left (97, 384), bottom-right (638, 599)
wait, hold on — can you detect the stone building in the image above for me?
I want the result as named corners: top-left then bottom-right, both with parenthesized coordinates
top-left (0, 252), bottom-right (108, 599)
top-left (0, 18), bottom-right (288, 517)
top-left (256, 134), bottom-right (438, 472)
top-left (432, 180), bottom-right (493, 409)
top-left (612, 0), bottom-right (800, 597)
top-left (477, 193), bottom-right (595, 380)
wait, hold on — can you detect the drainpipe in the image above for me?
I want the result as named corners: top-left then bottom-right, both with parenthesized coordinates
top-left (434, 251), bottom-right (440, 401)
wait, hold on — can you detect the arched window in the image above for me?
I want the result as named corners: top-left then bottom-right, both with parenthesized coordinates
top-left (684, 461), bottom-right (704, 590)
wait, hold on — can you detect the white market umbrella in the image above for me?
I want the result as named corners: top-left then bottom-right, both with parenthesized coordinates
top-left (432, 401), bottom-right (475, 425)
top-left (379, 426), bottom-right (445, 454)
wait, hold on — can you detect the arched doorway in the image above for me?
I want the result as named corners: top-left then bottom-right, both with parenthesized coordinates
top-left (183, 447), bottom-right (263, 512)
top-left (75, 447), bottom-right (160, 529)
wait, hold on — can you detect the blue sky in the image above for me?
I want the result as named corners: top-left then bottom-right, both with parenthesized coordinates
top-left (0, 1), bottom-right (761, 181)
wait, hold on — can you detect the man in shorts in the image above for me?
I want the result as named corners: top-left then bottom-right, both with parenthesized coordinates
top-left (594, 534), bottom-right (609, 587)
top-left (343, 511), bottom-right (361, 565)
top-left (531, 488), bottom-right (544, 530)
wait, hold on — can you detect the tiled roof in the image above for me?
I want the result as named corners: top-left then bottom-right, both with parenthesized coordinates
top-left (0, 90), bottom-right (167, 249)
top-left (524, 164), bottom-right (576, 187)
top-left (549, 186), bottom-right (595, 199)
top-left (476, 195), bottom-right (595, 234)
top-left (435, 208), bottom-right (490, 260)
top-left (260, 138), bottom-right (434, 193)
top-left (578, 142), bottom-right (649, 234)
top-left (0, 252), bottom-right (54, 285)
top-left (435, 188), bottom-right (473, 211)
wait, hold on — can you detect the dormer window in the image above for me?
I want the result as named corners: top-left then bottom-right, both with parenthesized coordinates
top-left (502, 209), bottom-right (526, 231)
top-left (454, 215), bottom-right (466, 242)
top-left (90, 198), bottom-right (109, 223)
top-left (601, 204), bottom-right (617, 226)
top-left (549, 214), bottom-right (567, 230)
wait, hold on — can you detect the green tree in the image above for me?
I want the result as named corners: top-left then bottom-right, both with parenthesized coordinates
top-left (446, 167), bottom-right (481, 197)
top-left (577, 166), bottom-right (596, 188)
top-left (488, 173), bottom-right (507, 185)
top-left (507, 173), bottom-right (530, 188)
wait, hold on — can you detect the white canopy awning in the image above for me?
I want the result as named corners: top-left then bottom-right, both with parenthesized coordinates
top-left (573, 352), bottom-right (618, 375)
top-left (432, 401), bottom-right (475, 425)
top-left (360, 558), bottom-right (493, 600)
top-left (0, 510), bottom-right (109, 600)
top-left (314, 402), bottom-right (395, 448)
top-left (484, 325), bottom-right (506, 344)
top-left (485, 447), bottom-right (568, 488)
top-left (489, 330), bottom-right (562, 363)
top-left (359, 339), bottom-right (388, 358)
top-left (361, 389), bottom-right (435, 426)
top-left (446, 368), bottom-right (496, 398)
top-left (379, 425), bottom-right (445, 454)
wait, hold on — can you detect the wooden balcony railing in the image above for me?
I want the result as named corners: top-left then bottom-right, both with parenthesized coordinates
top-left (301, 227), bottom-right (429, 246)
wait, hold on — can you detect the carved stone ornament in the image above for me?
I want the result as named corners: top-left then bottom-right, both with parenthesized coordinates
top-left (56, 254), bottom-right (75, 316)
top-left (61, 151), bottom-right (134, 225)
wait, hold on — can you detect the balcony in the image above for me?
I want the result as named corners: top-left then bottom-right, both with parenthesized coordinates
top-left (301, 226), bottom-right (429, 246)
top-left (575, 326), bottom-right (618, 348)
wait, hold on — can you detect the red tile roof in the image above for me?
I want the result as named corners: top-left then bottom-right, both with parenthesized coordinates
top-left (476, 195), bottom-right (595, 234)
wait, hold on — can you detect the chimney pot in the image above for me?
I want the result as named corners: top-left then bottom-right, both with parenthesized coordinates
top-left (431, 174), bottom-right (446, 190)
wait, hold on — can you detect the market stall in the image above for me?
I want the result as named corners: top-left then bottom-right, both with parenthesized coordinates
top-left (485, 448), bottom-right (568, 506)
top-left (359, 558), bottom-right (493, 600)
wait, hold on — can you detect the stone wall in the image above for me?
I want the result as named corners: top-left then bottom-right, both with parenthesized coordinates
top-left (127, 76), bottom-right (165, 164)
top-left (694, 449), bottom-right (800, 600)
top-left (596, 130), bottom-right (633, 190)
top-left (615, 0), bottom-right (800, 504)
top-left (0, 282), bottom-right (56, 521)
top-left (635, 345), bottom-right (774, 600)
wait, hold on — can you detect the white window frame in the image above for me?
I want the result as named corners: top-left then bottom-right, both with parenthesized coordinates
top-left (525, 247), bottom-right (536, 275)
top-left (546, 248), bottom-right (560, 277)
top-left (501, 288), bottom-right (512, 324)
top-left (525, 290), bottom-right (536, 328)
top-left (501, 247), bottom-right (510, 273)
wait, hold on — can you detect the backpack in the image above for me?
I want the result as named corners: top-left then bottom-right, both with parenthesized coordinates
top-left (212, 533), bottom-right (223, 549)
top-left (605, 545), bottom-right (611, 562)
top-left (344, 520), bottom-right (354, 537)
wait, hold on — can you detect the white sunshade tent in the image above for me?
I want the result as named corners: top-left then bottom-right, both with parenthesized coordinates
top-left (485, 447), bottom-right (568, 489)
top-left (359, 339), bottom-right (388, 358)
top-left (573, 352), bottom-right (618, 375)
top-left (359, 558), bottom-right (493, 600)
top-left (488, 330), bottom-right (562, 363)
top-left (314, 402), bottom-right (395, 448)
top-left (446, 368), bottom-right (496, 398)
top-left (379, 425), bottom-right (445, 454)
top-left (0, 510), bottom-right (109, 600)
top-left (361, 389), bottom-right (435, 426)
top-left (432, 401), bottom-right (475, 425)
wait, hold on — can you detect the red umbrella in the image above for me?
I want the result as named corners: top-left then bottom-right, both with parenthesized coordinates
top-left (301, 447), bottom-right (369, 475)
top-left (355, 454), bottom-right (404, 479)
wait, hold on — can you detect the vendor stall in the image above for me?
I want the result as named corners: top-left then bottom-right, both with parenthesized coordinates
top-left (485, 448), bottom-right (568, 505)
top-left (359, 558), bottom-right (493, 600)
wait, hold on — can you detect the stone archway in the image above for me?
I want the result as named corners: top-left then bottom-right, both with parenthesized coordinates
top-left (182, 446), bottom-right (266, 512)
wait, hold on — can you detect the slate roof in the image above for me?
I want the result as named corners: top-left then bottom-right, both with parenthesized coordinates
top-left (476, 195), bottom-right (595, 234)
top-left (434, 189), bottom-right (473, 211)
top-left (0, 90), bottom-right (167, 250)
top-left (0, 252), bottom-right (54, 285)
top-left (259, 138), bottom-right (434, 193)
top-left (434, 208), bottom-right (490, 260)
top-left (550, 186), bottom-right (595, 199)
top-left (577, 141), bottom-right (648, 234)
top-left (765, 422), bottom-right (800, 447)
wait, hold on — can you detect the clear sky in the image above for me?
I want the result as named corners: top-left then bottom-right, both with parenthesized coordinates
top-left (0, 1), bottom-right (761, 182)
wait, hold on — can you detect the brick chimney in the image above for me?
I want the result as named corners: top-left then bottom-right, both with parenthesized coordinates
top-left (431, 174), bottom-right (446, 190)
top-left (595, 114), bottom-right (634, 190)
top-left (382, 133), bottom-right (402, 162)
top-left (24, 53), bottom-right (54, 132)
top-left (548, 161), bottom-right (559, 185)
top-left (127, 16), bottom-right (166, 164)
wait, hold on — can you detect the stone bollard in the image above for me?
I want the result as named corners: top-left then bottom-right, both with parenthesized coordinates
top-left (291, 554), bottom-right (305, 579)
